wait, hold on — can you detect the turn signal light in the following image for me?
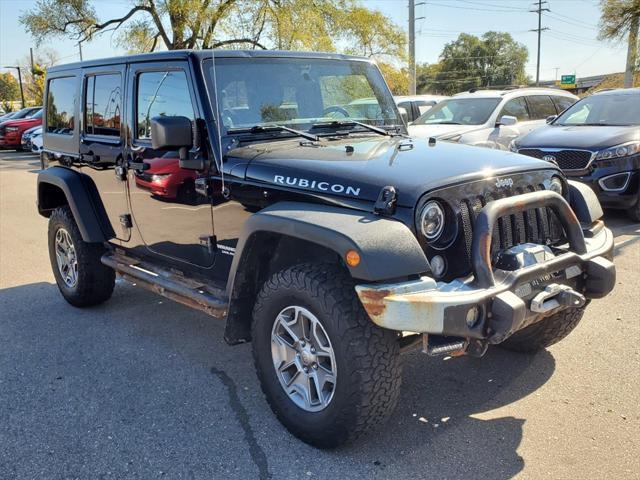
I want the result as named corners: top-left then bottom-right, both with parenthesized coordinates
top-left (345, 250), bottom-right (361, 267)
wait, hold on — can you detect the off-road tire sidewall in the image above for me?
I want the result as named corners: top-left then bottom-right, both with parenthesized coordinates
top-left (48, 206), bottom-right (115, 307)
top-left (500, 306), bottom-right (587, 353)
top-left (252, 263), bottom-right (402, 449)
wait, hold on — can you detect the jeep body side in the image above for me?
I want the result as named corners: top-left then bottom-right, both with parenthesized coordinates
top-left (37, 50), bottom-right (615, 448)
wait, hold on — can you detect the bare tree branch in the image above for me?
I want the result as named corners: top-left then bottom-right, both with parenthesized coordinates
top-left (210, 38), bottom-right (267, 49)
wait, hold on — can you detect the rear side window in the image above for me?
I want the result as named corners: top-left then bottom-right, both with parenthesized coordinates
top-left (136, 70), bottom-right (195, 139)
top-left (85, 74), bottom-right (121, 137)
top-left (551, 95), bottom-right (575, 114)
top-left (47, 77), bottom-right (76, 135)
top-left (500, 97), bottom-right (530, 121)
top-left (527, 95), bottom-right (557, 120)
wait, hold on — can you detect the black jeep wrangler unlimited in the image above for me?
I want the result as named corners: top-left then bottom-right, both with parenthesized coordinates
top-left (38, 50), bottom-right (615, 448)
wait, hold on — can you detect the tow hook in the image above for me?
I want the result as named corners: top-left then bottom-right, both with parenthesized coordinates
top-left (530, 283), bottom-right (586, 314)
top-left (422, 335), bottom-right (488, 358)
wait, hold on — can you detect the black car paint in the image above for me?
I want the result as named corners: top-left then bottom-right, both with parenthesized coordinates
top-left (40, 49), bottom-right (563, 286)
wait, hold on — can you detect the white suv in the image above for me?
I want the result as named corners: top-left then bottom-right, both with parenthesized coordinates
top-left (408, 87), bottom-right (578, 150)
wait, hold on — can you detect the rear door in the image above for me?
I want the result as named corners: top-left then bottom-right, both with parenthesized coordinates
top-left (79, 65), bottom-right (130, 240)
top-left (125, 60), bottom-right (215, 268)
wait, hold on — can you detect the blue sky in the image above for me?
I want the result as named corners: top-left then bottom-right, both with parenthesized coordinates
top-left (0, 0), bottom-right (628, 81)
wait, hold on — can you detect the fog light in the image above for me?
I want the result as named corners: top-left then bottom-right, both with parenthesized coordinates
top-left (430, 255), bottom-right (446, 278)
top-left (598, 172), bottom-right (631, 192)
top-left (466, 306), bottom-right (480, 328)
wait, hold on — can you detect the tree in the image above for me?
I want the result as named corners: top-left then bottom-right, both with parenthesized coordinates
top-left (598, 0), bottom-right (640, 87)
top-left (20, 0), bottom-right (405, 60)
top-left (417, 32), bottom-right (529, 95)
top-left (378, 62), bottom-right (409, 95)
top-left (0, 73), bottom-right (20, 104)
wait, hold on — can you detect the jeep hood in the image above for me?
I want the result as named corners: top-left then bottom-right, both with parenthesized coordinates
top-left (229, 136), bottom-right (555, 207)
top-left (518, 124), bottom-right (639, 150)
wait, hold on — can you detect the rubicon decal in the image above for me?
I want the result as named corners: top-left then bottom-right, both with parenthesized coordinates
top-left (273, 175), bottom-right (361, 196)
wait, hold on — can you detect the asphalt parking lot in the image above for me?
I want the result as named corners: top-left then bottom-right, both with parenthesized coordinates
top-left (0, 149), bottom-right (638, 479)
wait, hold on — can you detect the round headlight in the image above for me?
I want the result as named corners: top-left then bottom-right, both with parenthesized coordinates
top-left (420, 200), bottom-right (445, 241)
top-left (549, 177), bottom-right (563, 195)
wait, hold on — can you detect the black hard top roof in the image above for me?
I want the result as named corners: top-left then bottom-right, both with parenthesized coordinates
top-left (46, 49), bottom-right (372, 73)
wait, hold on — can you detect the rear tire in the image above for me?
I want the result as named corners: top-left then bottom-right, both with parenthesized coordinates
top-left (251, 263), bottom-right (402, 448)
top-left (500, 306), bottom-right (586, 353)
top-left (48, 206), bottom-right (115, 307)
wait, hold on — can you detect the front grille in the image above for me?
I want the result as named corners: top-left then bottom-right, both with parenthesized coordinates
top-left (458, 185), bottom-right (564, 263)
top-left (519, 148), bottom-right (593, 170)
top-left (0, 126), bottom-right (5, 136)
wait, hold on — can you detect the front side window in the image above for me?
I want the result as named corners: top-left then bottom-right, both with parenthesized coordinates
top-left (552, 96), bottom-right (575, 113)
top-left (207, 57), bottom-right (399, 132)
top-left (85, 74), bottom-right (122, 137)
top-left (136, 70), bottom-right (195, 139)
top-left (47, 77), bottom-right (76, 135)
top-left (526, 95), bottom-right (557, 120)
top-left (413, 98), bottom-right (501, 126)
top-left (500, 97), bottom-right (530, 121)
top-left (415, 101), bottom-right (436, 116)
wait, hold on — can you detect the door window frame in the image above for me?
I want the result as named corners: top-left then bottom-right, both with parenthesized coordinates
top-left (81, 66), bottom-right (126, 145)
top-left (498, 96), bottom-right (531, 122)
top-left (128, 61), bottom-right (201, 150)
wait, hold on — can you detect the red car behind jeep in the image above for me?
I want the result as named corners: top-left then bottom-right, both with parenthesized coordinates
top-left (0, 109), bottom-right (43, 150)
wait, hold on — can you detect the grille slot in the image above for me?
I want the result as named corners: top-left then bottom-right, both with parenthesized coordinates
top-left (459, 186), bottom-right (565, 264)
top-left (519, 148), bottom-right (593, 170)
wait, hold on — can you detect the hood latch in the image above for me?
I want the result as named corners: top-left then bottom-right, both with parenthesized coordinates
top-left (374, 186), bottom-right (397, 215)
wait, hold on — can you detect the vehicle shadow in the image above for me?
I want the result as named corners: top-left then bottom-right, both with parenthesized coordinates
top-left (0, 280), bottom-right (555, 479)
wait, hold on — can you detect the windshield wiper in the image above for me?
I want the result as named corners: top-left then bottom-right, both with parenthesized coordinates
top-left (227, 124), bottom-right (319, 142)
top-left (311, 120), bottom-right (394, 137)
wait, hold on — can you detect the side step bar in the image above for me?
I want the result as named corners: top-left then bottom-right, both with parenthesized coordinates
top-left (101, 251), bottom-right (228, 319)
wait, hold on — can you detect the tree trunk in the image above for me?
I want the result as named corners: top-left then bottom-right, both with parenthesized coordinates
top-left (624, 16), bottom-right (639, 88)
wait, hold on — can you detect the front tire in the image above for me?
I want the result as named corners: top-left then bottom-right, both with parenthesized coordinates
top-left (48, 206), bottom-right (115, 307)
top-left (251, 263), bottom-right (402, 448)
top-left (500, 306), bottom-right (587, 353)
top-left (627, 192), bottom-right (640, 222)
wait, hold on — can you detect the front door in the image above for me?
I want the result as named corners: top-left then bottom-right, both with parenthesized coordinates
top-left (126, 61), bottom-right (215, 268)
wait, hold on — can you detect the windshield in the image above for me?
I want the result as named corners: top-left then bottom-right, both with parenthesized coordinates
top-left (205, 57), bottom-right (400, 135)
top-left (555, 93), bottom-right (640, 126)
top-left (412, 97), bottom-right (501, 126)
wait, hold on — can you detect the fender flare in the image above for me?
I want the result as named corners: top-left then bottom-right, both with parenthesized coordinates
top-left (227, 201), bottom-right (430, 292)
top-left (37, 166), bottom-right (115, 242)
top-left (568, 180), bottom-right (603, 225)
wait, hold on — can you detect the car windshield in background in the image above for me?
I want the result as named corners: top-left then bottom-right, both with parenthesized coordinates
top-left (412, 98), bottom-right (501, 126)
top-left (205, 57), bottom-right (400, 135)
top-left (555, 93), bottom-right (640, 126)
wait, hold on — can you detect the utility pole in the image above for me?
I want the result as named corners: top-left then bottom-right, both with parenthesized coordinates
top-left (30, 48), bottom-right (35, 75)
top-left (78, 41), bottom-right (83, 61)
top-left (3, 66), bottom-right (25, 108)
top-left (530, 0), bottom-right (549, 86)
top-left (554, 67), bottom-right (559, 81)
top-left (408, 0), bottom-right (425, 95)
top-left (624, 16), bottom-right (638, 88)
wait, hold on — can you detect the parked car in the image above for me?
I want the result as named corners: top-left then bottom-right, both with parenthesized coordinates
top-left (0, 109), bottom-right (43, 149)
top-left (395, 94), bottom-right (448, 122)
top-left (21, 125), bottom-right (42, 151)
top-left (133, 152), bottom-right (203, 204)
top-left (31, 128), bottom-right (43, 153)
top-left (0, 106), bottom-right (41, 123)
top-left (38, 50), bottom-right (614, 448)
top-left (408, 87), bottom-right (578, 150)
top-left (512, 87), bottom-right (640, 221)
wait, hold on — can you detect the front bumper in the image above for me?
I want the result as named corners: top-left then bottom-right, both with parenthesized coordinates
top-left (356, 190), bottom-right (615, 347)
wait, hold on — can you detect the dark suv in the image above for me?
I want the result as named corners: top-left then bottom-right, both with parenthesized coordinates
top-left (38, 50), bottom-right (615, 448)
top-left (512, 88), bottom-right (640, 221)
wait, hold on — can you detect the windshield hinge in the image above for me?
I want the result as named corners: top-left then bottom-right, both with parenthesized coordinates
top-left (374, 186), bottom-right (397, 215)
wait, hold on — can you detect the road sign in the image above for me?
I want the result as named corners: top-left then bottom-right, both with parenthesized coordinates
top-left (560, 74), bottom-right (576, 85)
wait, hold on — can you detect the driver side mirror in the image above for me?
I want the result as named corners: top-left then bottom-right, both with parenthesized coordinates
top-left (546, 115), bottom-right (557, 124)
top-left (497, 115), bottom-right (518, 127)
top-left (397, 106), bottom-right (409, 125)
top-left (150, 116), bottom-right (203, 170)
